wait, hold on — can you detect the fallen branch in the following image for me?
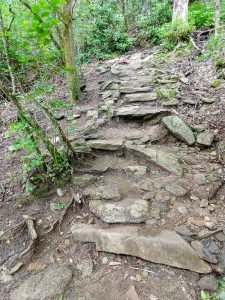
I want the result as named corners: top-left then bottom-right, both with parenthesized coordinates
top-left (190, 36), bottom-right (201, 52)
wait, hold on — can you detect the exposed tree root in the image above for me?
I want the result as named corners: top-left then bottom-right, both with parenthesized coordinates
top-left (43, 188), bottom-right (79, 234)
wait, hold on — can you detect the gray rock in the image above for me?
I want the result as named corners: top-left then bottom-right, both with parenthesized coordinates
top-left (200, 199), bottom-right (208, 208)
top-left (114, 105), bottom-right (169, 119)
top-left (196, 189), bottom-right (209, 200)
top-left (123, 165), bottom-right (147, 177)
top-left (71, 224), bottom-right (211, 273)
top-left (89, 198), bottom-right (149, 223)
top-left (197, 130), bottom-right (214, 147)
top-left (162, 116), bottom-right (195, 146)
top-left (218, 251), bottom-right (225, 270)
top-left (205, 222), bottom-right (217, 230)
top-left (10, 266), bottom-right (72, 300)
top-left (194, 174), bottom-right (207, 185)
top-left (197, 275), bottom-right (218, 292)
top-left (90, 185), bottom-right (121, 201)
top-left (87, 139), bottom-right (123, 151)
top-left (73, 174), bottom-right (97, 188)
top-left (175, 225), bottom-right (194, 237)
top-left (191, 240), bottom-right (218, 264)
top-left (120, 87), bottom-right (152, 93)
top-left (126, 145), bottom-right (183, 176)
top-left (216, 232), bottom-right (225, 242)
top-left (152, 201), bottom-right (170, 213)
top-left (202, 239), bottom-right (220, 254)
top-left (202, 247), bottom-right (218, 264)
top-left (165, 184), bottom-right (187, 197)
top-left (77, 258), bottom-right (93, 278)
top-left (124, 92), bottom-right (157, 103)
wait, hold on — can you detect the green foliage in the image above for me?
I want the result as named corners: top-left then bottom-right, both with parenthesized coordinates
top-left (189, 1), bottom-right (215, 29)
top-left (135, 0), bottom-right (172, 44)
top-left (200, 277), bottom-right (225, 300)
top-left (76, 2), bottom-right (132, 61)
top-left (189, 1), bottom-right (225, 30)
top-left (158, 20), bottom-right (193, 50)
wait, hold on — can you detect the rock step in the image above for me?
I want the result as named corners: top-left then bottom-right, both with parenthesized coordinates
top-left (126, 145), bottom-right (183, 176)
top-left (114, 105), bottom-right (170, 119)
top-left (124, 92), bottom-right (157, 103)
top-left (71, 224), bottom-right (211, 274)
top-left (89, 198), bottom-right (149, 223)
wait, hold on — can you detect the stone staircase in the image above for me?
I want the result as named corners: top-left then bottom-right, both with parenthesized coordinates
top-left (70, 51), bottom-right (225, 277)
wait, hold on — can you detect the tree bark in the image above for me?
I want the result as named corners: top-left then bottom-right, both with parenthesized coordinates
top-left (62, 0), bottom-right (80, 103)
top-left (215, 0), bottom-right (221, 37)
top-left (172, 0), bottom-right (189, 23)
top-left (0, 8), bottom-right (16, 94)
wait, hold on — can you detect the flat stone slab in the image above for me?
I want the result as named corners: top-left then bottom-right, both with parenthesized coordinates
top-left (89, 185), bottom-right (121, 201)
top-left (87, 139), bottom-right (123, 150)
top-left (10, 266), bottom-right (72, 300)
top-left (162, 116), bottom-right (195, 146)
top-left (126, 145), bottom-right (183, 175)
top-left (89, 198), bottom-right (150, 223)
top-left (114, 105), bottom-right (169, 119)
top-left (71, 224), bottom-right (211, 273)
top-left (124, 92), bottom-right (157, 103)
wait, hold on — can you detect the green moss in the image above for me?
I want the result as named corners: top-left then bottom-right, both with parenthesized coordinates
top-left (210, 80), bottom-right (222, 88)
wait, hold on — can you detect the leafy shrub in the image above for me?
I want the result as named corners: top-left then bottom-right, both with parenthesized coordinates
top-left (189, 1), bottom-right (215, 29)
top-left (77, 4), bottom-right (132, 61)
top-left (135, 0), bottom-right (172, 44)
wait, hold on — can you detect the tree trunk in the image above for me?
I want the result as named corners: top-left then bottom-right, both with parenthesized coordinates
top-left (0, 8), bottom-right (16, 94)
top-left (62, 0), bottom-right (80, 103)
top-left (215, 0), bottom-right (221, 37)
top-left (172, 0), bottom-right (189, 23)
top-left (0, 79), bottom-right (65, 165)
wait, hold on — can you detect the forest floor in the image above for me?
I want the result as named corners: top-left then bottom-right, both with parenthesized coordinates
top-left (1, 41), bottom-right (225, 300)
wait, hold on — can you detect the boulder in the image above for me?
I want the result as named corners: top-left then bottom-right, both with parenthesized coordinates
top-left (71, 224), bottom-right (212, 273)
top-left (10, 266), bottom-right (72, 300)
top-left (162, 116), bottom-right (195, 146)
top-left (89, 198), bottom-right (149, 223)
top-left (126, 145), bottom-right (183, 176)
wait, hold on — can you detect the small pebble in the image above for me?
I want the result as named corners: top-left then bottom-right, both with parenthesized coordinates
top-left (205, 222), bottom-right (217, 230)
top-left (200, 199), bottom-right (208, 208)
top-left (102, 257), bottom-right (108, 265)
top-left (57, 188), bottom-right (65, 197)
top-left (142, 270), bottom-right (149, 278)
top-left (136, 274), bottom-right (142, 282)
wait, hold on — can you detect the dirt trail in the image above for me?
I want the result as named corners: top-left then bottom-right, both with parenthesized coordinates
top-left (1, 47), bottom-right (225, 300)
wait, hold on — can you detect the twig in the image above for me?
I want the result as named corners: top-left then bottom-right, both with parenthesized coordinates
top-left (190, 37), bottom-right (201, 52)
top-left (130, 267), bottom-right (156, 274)
top-left (197, 227), bottom-right (224, 240)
